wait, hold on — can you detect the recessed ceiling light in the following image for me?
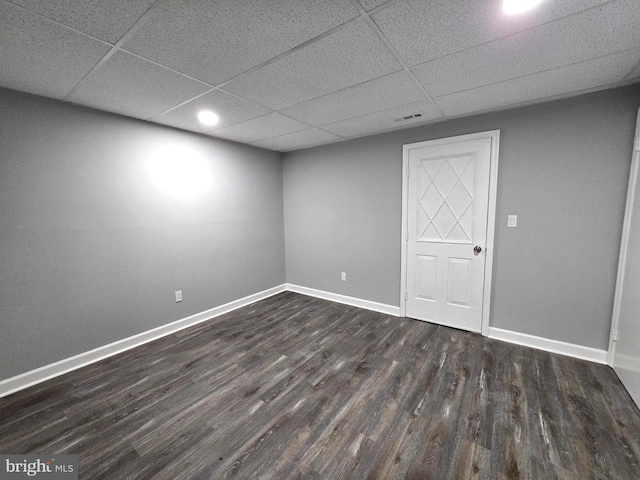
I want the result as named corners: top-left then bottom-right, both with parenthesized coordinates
top-left (197, 110), bottom-right (219, 126)
top-left (503, 0), bottom-right (544, 15)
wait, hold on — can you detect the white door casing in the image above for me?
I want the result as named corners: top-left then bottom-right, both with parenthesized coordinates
top-left (607, 109), bottom-right (640, 407)
top-left (401, 131), bottom-right (500, 334)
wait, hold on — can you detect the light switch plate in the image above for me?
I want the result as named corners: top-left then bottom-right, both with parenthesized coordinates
top-left (507, 215), bottom-right (518, 228)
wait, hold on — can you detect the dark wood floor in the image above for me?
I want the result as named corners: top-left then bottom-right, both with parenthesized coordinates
top-left (1, 292), bottom-right (639, 479)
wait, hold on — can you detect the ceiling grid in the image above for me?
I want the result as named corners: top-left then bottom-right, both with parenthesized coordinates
top-left (1, 0), bottom-right (638, 151)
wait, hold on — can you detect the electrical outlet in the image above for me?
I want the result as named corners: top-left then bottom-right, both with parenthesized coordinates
top-left (341, 272), bottom-right (347, 281)
top-left (175, 290), bottom-right (183, 302)
top-left (507, 215), bottom-right (518, 228)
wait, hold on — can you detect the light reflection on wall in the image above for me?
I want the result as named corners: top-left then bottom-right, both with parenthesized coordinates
top-left (147, 145), bottom-right (213, 199)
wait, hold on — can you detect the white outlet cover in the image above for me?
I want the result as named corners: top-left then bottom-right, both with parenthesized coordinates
top-left (175, 290), bottom-right (183, 302)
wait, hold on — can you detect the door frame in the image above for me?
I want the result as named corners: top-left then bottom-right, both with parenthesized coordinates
top-left (400, 130), bottom-right (500, 336)
top-left (607, 108), bottom-right (640, 366)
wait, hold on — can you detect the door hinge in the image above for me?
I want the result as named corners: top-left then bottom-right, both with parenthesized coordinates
top-left (612, 327), bottom-right (618, 342)
top-left (405, 231), bottom-right (409, 242)
top-left (406, 167), bottom-right (410, 178)
top-left (635, 138), bottom-right (640, 152)
top-left (404, 291), bottom-right (408, 301)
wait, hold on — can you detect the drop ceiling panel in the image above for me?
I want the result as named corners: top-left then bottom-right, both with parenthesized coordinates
top-left (122, 0), bottom-right (359, 85)
top-left (152, 89), bottom-right (271, 134)
top-left (412, 0), bottom-right (640, 97)
top-left (2, 0), bottom-right (639, 152)
top-left (251, 128), bottom-right (342, 152)
top-left (371, 0), bottom-right (610, 67)
top-left (0, 3), bottom-right (110, 99)
top-left (222, 18), bottom-right (402, 110)
top-left (322, 100), bottom-right (442, 138)
top-left (359, 0), bottom-right (392, 11)
top-left (67, 51), bottom-right (210, 120)
top-left (7, 0), bottom-right (156, 44)
top-left (434, 49), bottom-right (640, 117)
top-left (213, 113), bottom-right (309, 143)
top-left (281, 71), bottom-right (424, 126)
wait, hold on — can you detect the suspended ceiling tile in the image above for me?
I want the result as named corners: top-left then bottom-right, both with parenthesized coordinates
top-left (0, 3), bottom-right (110, 99)
top-left (251, 128), bottom-right (342, 152)
top-left (433, 49), bottom-right (640, 117)
top-left (213, 113), bottom-right (309, 143)
top-left (371, 0), bottom-right (611, 67)
top-left (281, 71), bottom-right (424, 126)
top-left (322, 100), bottom-right (442, 138)
top-left (222, 18), bottom-right (402, 110)
top-left (122, 0), bottom-right (359, 85)
top-left (152, 89), bottom-right (271, 134)
top-left (359, 0), bottom-right (392, 11)
top-left (7, 0), bottom-right (156, 44)
top-left (412, 0), bottom-right (640, 97)
top-left (3, 0), bottom-right (638, 148)
top-left (67, 51), bottom-right (210, 120)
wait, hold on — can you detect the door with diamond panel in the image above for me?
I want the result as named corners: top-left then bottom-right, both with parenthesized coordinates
top-left (403, 134), bottom-right (495, 333)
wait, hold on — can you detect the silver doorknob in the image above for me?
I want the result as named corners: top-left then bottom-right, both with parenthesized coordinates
top-left (474, 246), bottom-right (482, 255)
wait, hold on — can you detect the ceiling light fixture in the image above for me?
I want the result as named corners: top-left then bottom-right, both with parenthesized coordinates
top-left (502, 0), bottom-right (544, 15)
top-left (197, 110), bottom-right (219, 126)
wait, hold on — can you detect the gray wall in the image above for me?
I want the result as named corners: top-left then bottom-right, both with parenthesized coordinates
top-left (613, 113), bottom-right (640, 407)
top-left (283, 85), bottom-right (640, 350)
top-left (0, 88), bottom-right (285, 380)
top-left (3, 85), bottom-right (639, 382)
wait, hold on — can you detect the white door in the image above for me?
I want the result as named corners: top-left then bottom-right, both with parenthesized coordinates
top-left (402, 132), bottom-right (498, 333)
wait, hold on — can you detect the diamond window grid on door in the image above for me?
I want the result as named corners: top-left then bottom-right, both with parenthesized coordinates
top-left (417, 154), bottom-right (476, 243)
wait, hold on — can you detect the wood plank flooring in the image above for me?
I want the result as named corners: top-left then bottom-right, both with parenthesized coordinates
top-left (1, 292), bottom-right (639, 479)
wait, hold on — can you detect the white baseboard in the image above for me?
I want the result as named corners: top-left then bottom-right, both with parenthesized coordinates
top-left (488, 327), bottom-right (608, 364)
top-left (1, 285), bottom-right (608, 397)
top-left (285, 283), bottom-right (400, 316)
top-left (612, 352), bottom-right (640, 373)
top-left (0, 284), bottom-right (286, 398)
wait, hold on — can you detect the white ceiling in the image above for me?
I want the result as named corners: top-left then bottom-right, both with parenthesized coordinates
top-left (1, 0), bottom-right (639, 152)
